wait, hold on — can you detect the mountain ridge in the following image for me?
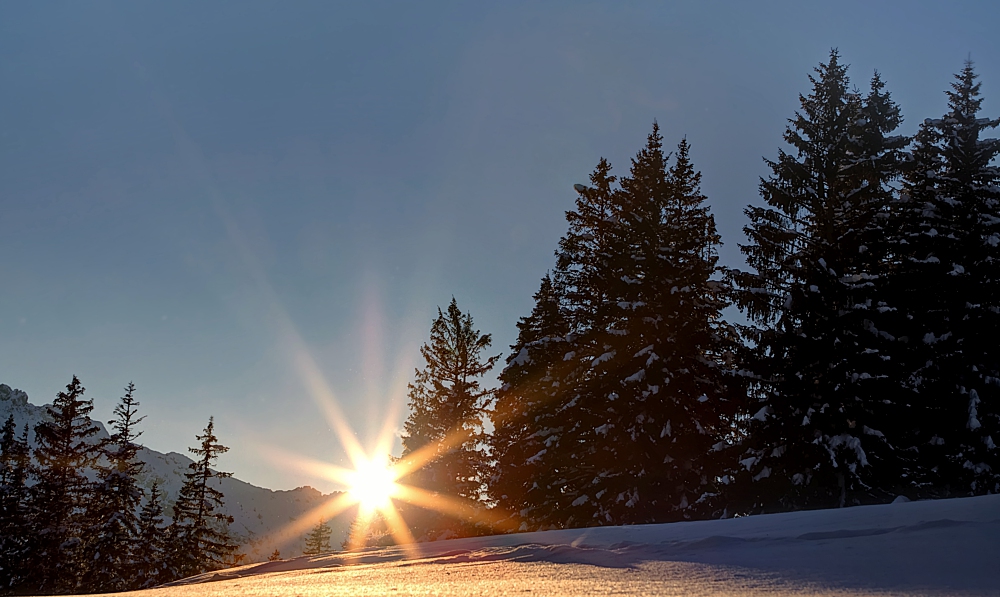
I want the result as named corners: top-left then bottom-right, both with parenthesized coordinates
top-left (0, 383), bottom-right (355, 561)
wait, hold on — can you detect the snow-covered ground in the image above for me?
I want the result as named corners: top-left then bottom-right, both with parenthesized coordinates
top-left (116, 493), bottom-right (999, 596)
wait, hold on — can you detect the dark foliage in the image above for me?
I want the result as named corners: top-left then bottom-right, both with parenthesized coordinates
top-left (400, 298), bottom-right (500, 540)
top-left (164, 417), bottom-right (239, 581)
top-left (886, 61), bottom-right (1000, 497)
top-left (491, 124), bottom-right (738, 529)
top-left (731, 51), bottom-right (909, 512)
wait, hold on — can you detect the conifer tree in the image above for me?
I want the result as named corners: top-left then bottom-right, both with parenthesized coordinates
top-left (400, 298), bottom-right (500, 539)
top-left (887, 61), bottom-right (1000, 497)
top-left (731, 51), bottom-right (907, 512)
top-left (491, 125), bottom-right (737, 529)
top-left (497, 157), bottom-right (623, 529)
top-left (489, 274), bottom-right (572, 530)
top-left (26, 376), bottom-right (103, 593)
top-left (302, 519), bottom-right (332, 555)
top-left (81, 382), bottom-right (147, 593)
top-left (0, 417), bottom-right (30, 592)
top-left (267, 549), bottom-right (281, 562)
top-left (134, 482), bottom-right (167, 589)
top-left (165, 418), bottom-right (238, 580)
top-left (342, 511), bottom-right (392, 549)
top-left (573, 130), bottom-right (736, 526)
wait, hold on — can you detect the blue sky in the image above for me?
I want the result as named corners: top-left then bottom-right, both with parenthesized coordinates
top-left (1, 1), bottom-right (997, 492)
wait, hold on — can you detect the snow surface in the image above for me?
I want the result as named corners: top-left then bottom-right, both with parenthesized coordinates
top-left (113, 494), bottom-right (1000, 596)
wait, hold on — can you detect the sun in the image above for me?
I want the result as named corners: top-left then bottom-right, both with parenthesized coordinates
top-left (347, 456), bottom-right (400, 513)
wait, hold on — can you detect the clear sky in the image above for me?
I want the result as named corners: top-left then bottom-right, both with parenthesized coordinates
top-left (1, 1), bottom-right (997, 492)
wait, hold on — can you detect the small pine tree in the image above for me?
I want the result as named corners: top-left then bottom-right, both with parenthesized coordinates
top-left (0, 417), bottom-right (31, 592)
top-left (26, 376), bottom-right (103, 593)
top-left (400, 298), bottom-right (500, 539)
top-left (81, 382), bottom-right (147, 593)
top-left (342, 510), bottom-right (393, 550)
top-left (267, 549), bottom-right (281, 562)
top-left (165, 417), bottom-right (239, 581)
top-left (302, 519), bottom-right (332, 555)
top-left (134, 482), bottom-right (167, 589)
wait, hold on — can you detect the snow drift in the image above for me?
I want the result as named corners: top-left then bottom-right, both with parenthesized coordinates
top-left (152, 493), bottom-right (1000, 596)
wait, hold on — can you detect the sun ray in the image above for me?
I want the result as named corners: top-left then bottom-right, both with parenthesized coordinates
top-left (154, 91), bottom-right (501, 560)
top-left (258, 492), bottom-right (357, 555)
top-left (377, 501), bottom-right (420, 558)
top-left (392, 424), bottom-right (475, 478)
top-left (392, 484), bottom-right (512, 532)
top-left (256, 444), bottom-right (358, 486)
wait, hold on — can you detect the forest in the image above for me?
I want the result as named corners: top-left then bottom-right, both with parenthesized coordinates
top-left (2, 51), bottom-right (998, 594)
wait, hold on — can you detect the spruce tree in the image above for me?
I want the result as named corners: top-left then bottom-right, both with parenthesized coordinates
top-left (165, 418), bottom-right (238, 580)
top-left (26, 376), bottom-right (103, 593)
top-left (400, 298), bottom-right (500, 539)
top-left (0, 417), bottom-right (30, 592)
top-left (887, 61), bottom-right (1000, 496)
top-left (302, 519), bottom-right (332, 555)
top-left (501, 157), bottom-right (622, 529)
top-left (731, 51), bottom-right (907, 512)
top-left (491, 125), bottom-right (737, 529)
top-left (489, 274), bottom-right (572, 531)
top-left (81, 382), bottom-right (147, 593)
top-left (134, 482), bottom-right (167, 589)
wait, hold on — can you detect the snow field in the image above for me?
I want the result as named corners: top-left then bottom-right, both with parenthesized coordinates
top-left (114, 494), bottom-right (1000, 596)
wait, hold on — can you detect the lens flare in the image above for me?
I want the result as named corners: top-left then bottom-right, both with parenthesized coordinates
top-left (347, 456), bottom-right (399, 513)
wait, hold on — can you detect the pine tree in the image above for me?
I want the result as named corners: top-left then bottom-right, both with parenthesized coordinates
top-left (489, 274), bottom-right (572, 531)
top-left (26, 376), bottom-right (103, 593)
top-left (400, 298), bottom-right (500, 539)
top-left (165, 417), bottom-right (239, 581)
top-left (887, 61), bottom-right (1000, 497)
top-left (80, 382), bottom-right (147, 593)
top-left (342, 510), bottom-right (392, 550)
top-left (620, 136), bottom-right (740, 522)
top-left (0, 417), bottom-right (31, 592)
top-left (731, 51), bottom-right (907, 512)
top-left (267, 549), bottom-right (281, 562)
top-left (501, 156), bottom-right (622, 529)
top-left (491, 125), bottom-right (738, 529)
top-left (302, 519), bottom-right (332, 555)
top-left (134, 482), bottom-right (167, 589)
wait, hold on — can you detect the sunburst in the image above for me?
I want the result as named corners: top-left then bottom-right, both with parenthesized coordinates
top-left (206, 202), bottom-right (506, 556)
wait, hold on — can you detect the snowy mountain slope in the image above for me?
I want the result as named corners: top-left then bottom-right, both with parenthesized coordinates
top-left (144, 494), bottom-right (999, 596)
top-left (0, 384), bottom-right (354, 561)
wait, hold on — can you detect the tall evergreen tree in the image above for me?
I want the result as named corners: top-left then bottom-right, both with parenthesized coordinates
top-left (497, 158), bottom-right (621, 529)
top-left (731, 51), bottom-right (907, 512)
top-left (400, 298), bottom-right (500, 539)
top-left (0, 417), bottom-right (31, 592)
top-left (165, 418), bottom-right (238, 581)
top-left (489, 274), bottom-right (573, 531)
top-left (491, 125), bottom-right (737, 529)
top-left (134, 482), bottom-right (167, 589)
top-left (302, 519), bottom-right (332, 555)
top-left (26, 376), bottom-right (103, 594)
top-left (81, 382), bottom-right (147, 593)
top-left (887, 61), bottom-right (1000, 497)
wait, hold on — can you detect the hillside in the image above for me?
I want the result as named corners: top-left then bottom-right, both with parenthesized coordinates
top-left (0, 383), bottom-right (354, 561)
top-left (150, 494), bottom-right (1000, 596)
